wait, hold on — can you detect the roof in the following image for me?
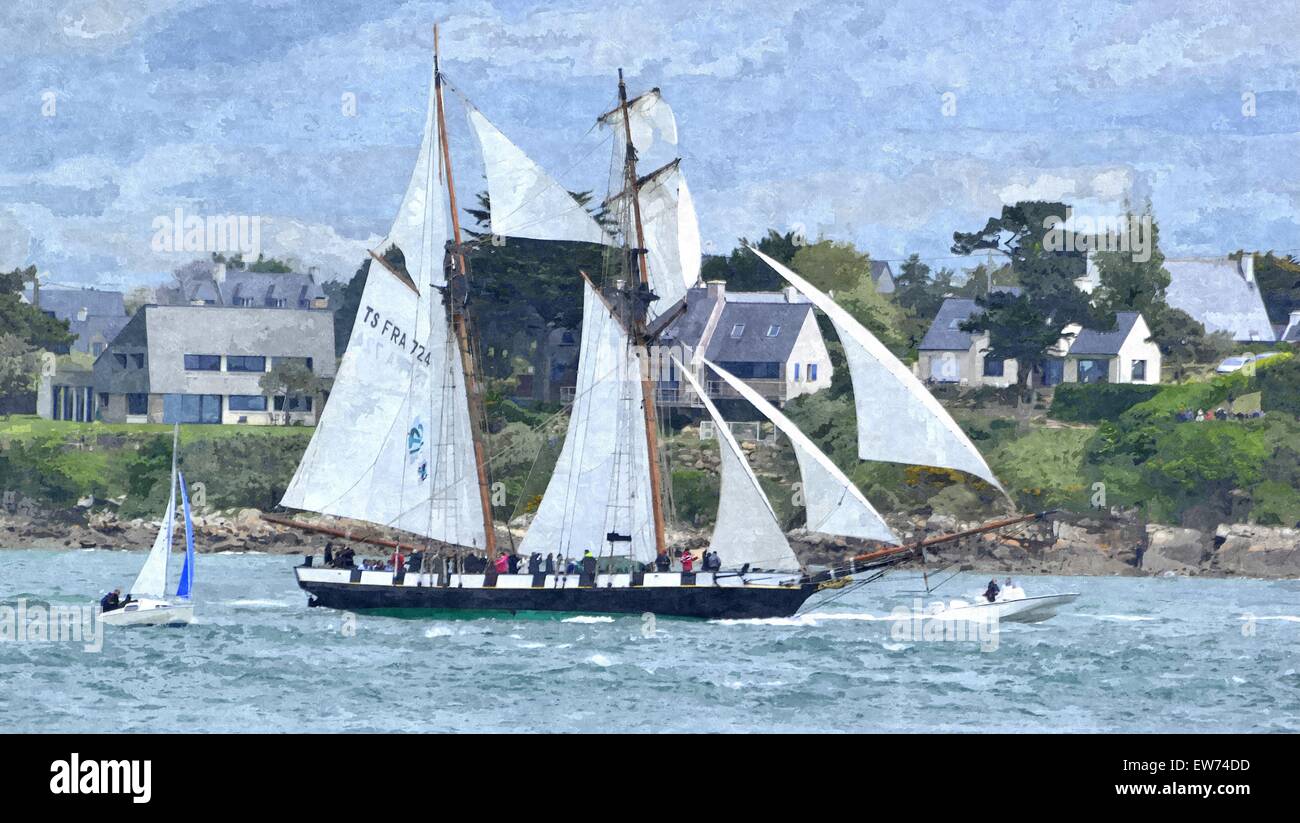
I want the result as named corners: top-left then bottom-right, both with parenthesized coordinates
top-left (704, 302), bottom-right (814, 363)
top-left (25, 287), bottom-right (125, 320)
top-left (869, 260), bottom-right (893, 282)
top-left (1164, 257), bottom-right (1274, 342)
top-left (69, 314), bottom-right (130, 354)
top-left (1068, 311), bottom-right (1142, 356)
top-left (165, 267), bottom-right (327, 308)
top-left (659, 288), bottom-right (720, 348)
top-left (919, 298), bottom-right (981, 350)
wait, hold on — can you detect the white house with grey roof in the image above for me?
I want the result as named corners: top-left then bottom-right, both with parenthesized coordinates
top-left (159, 263), bottom-right (329, 310)
top-left (90, 304), bottom-right (336, 425)
top-left (657, 281), bottom-right (832, 407)
top-left (917, 298), bottom-right (1159, 387)
top-left (24, 286), bottom-right (129, 357)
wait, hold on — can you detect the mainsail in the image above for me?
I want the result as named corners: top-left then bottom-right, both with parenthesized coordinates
top-left (707, 359), bottom-right (898, 544)
top-left (467, 108), bottom-right (608, 244)
top-left (279, 63), bottom-right (487, 549)
top-left (747, 246), bottom-right (1003, 491)
top-left (130, 426), bottom-right (178, 598)
top-left (518, 280), bottom-right (657, 563)
top-left (675, 359), bottom-right (799, 570)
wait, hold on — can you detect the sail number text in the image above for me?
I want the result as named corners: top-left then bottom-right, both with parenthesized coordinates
top-left (364, 305), bottom-right (432, 365)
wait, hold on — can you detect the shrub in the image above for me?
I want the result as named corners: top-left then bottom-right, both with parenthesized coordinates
top-left (1050, 383), bottom-right (1161, 423)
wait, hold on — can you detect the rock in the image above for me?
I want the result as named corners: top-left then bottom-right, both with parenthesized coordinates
top-left (1142, 526), bottom-right (1209, 573)
top-left (926, 513), bottom-right (958, 532)
top-left (1214, 524), bottom-right (1300, 576)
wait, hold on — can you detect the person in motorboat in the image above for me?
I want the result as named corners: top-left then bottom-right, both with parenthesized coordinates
top-left (983, 579), bottom-right (1000, 603)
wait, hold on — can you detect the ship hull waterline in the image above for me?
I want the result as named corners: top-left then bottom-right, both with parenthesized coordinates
top-left (296, 573), bottom-right (820, 620)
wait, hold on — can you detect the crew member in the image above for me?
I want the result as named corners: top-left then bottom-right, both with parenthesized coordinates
top-left (983, 579), bottom-right (1000, 603)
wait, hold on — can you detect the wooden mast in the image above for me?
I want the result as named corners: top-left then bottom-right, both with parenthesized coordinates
top-left (617, 68), bottom-right (669, 558)
top-left (434, 24), bottom-right (498, 561)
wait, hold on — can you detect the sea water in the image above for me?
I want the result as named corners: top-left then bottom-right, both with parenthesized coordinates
top-left (1, 548), bottom-right (1297, 732)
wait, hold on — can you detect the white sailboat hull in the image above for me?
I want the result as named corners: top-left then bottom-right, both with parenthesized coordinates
top-left (931, 593), bottom-right (1080, 624)
top-left (101, 598), bottom-right (194, 627)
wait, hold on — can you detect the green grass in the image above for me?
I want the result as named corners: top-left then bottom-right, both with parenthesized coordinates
top-left (0, 415), bottom-right (314, 441)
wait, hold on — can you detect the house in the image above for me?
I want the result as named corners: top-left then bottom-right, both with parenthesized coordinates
top-left (88, 304), bottom-right (336, 425)
top-left (24, 286), bottom-right (129, 357)
top-left (869, 260), bottom-right (895, 294)
top-left (1163, 256), bottom-right (1274, 343)
top-left (36, 354), bottom-right (96, 422)
top-left (916, 291), bottom-right (1021, 387)
top-left (1054, 312), bottom-right (1161, 385)
top-left (656, 281), bottom-right (832, 407)
top-left (916, 299), bottom-right (1160, 387)
top-left (158, 263), bottom-right (329, 310)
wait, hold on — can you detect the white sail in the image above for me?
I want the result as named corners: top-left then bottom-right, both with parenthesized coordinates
top-left (131, 425), bottom-right (178, 598)
top-left (607, 164), bottom-right (701, 322)
top-left (706, 359), bottom-right (898, 544)
top-left (467, 109), bottom-right (607, 244)
top-left (519, 280), bottom-right (656, 563)
top-left (280, 66), bottom-right (487, 549)
top-left (131, 476), bottom-right (175, 598)
top-left (677, 175), bottom-right (701, 287)
top-left (675, 359), bottom-right (798, 570)
top-left (748, 246), bottom-right (1003, 491)
top-left (599, 88), bottom-right (677, 152)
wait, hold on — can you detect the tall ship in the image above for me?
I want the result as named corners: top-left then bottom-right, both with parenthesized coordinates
top-left (271, 30), bottom-right (1045, 619)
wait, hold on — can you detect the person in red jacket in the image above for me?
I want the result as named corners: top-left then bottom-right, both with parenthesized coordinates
top-left (681, 550), bottom-right (695, 573)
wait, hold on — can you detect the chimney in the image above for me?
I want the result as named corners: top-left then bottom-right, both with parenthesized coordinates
top-left (76, 307), bottom-right (88, 322)
top-left (706, 280), bottom-right (726, 300)
top-left (1238, 254), bottom-right (1255, 284)
top-left (214, 262), bottom-right (227, 284)
top-left (783, 286), bottom-right (800, 303)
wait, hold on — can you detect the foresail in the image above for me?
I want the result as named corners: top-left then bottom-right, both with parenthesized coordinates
top-left (519, 280), bottom-right (656, 564)
top-left (707, 359), bottom-right (898, 544)
top-left (467, 109), bottom-right (607, 244)
top-left (675, 359), bottom-right (798, 571)
top-left (748, 246), bottom-right (1003, 491)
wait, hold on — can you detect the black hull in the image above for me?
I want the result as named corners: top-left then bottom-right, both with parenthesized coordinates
top-left (299, 580), bottom-right (819, 620)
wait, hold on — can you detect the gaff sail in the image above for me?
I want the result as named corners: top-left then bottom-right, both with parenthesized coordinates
top-left (518, 280), bottom-right (657, 564)
top-left (748, 246), bottom-right (1003, 491)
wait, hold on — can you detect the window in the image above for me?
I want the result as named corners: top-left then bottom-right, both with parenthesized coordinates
top-left (271, 356), bottom-right (314, 372)
top-left (1077, 358), bottom-right (1110, 384)
top-left (184, 354), bottom-right (221, 371)
top-left (766, 325), bottom-right (781, 337)
top-left (983, 357), bottom-right (1004, 377)
top-left (273, 395), bottom-right (314, 412)
top-left (92, 342), bottom-right (105, 356)
top-left (808, 363), bottom-right (818, 382)
top-left (130, 353), bottom-right (145, 369)
top-left (265, 298), bottom-right (287, 308)
top-left (228, 395), bottom-right (267, 412)
top-left (114, 353), bottom-right (128, 368)
top-left (794, 363), bottom-right (801, 381)
top-left (234, 297), bottom-right (256, 307)
top-left (226, 355), bottom-right (266, 373)
top-left (163, 394), bottom-right (221, 424)
top-left (716, 361), bottom-right (779, 379)
top-left (730, 324), bottom-right (745, 338)
top-left (1131, 359), bottom-right (1147, 381)
top-left (127, 393), bottom-right (148, 415)
top-left (98, 393), bottom-right (109, 408)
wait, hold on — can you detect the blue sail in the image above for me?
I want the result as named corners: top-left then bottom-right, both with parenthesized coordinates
top-left (176, 471), bottom-right (196, 599)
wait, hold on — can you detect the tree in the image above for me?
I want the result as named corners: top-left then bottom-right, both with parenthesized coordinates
top-left (698, 229), bottom-right (802, 291)
top-left (0, 266), bottom-right (74, 352)
top-left (1250, 251), bottom-right (1300, 326)
top-left (892, 254), bottom-right (954, 319)
top-left (0, 334), bottom-right (40, 419)
top-left (124, 286), bottom-right (156, 316)
top-left (952, 201), bottom-right (1094, 388)
top-left (259, 362), bottom-right (320, 425)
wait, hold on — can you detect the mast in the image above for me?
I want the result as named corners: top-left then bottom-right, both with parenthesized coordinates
top-left (617, 68), bottom-right (669, 558)
top-left (434, 25), bottom-right (498, 560)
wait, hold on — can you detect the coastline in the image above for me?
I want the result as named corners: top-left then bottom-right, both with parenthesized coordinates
top-left (3, 505), bottom-right (1298, 579)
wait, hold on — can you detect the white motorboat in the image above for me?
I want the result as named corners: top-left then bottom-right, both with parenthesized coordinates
top-left (101, 426), bottom-right (198, 627)
top-left (929, 585), bottom-right (1080, 624)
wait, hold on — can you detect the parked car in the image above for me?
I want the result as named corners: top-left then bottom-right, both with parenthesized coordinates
top-left (1215, 352), bottom-right (1283, 374)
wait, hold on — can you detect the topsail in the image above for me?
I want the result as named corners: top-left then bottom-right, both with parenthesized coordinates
top-left (748, 246), bottom-right (1003, 491)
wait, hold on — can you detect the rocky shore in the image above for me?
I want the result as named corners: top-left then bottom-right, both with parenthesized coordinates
top-left (2, 503), bottom-right (1298, 578)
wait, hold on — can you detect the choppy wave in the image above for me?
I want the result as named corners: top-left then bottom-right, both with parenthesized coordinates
top-left (562, 615), bottom-right (615, 624)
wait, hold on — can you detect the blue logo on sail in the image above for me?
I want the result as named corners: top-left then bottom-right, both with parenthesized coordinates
top-left (407, 421), bottom-right (428, 482)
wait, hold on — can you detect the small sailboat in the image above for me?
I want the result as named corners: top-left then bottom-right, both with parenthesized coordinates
top-left (101, 426), bottom-right (197, 627)
top-left (269, 29), bottom-right (1051, 619)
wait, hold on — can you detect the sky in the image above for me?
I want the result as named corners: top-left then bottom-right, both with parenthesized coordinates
top-left (3, 0), bottom-right (1299, 291)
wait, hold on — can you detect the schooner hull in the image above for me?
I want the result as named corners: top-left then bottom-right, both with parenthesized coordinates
top-left (295, 568), bottom-right (817, 620)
